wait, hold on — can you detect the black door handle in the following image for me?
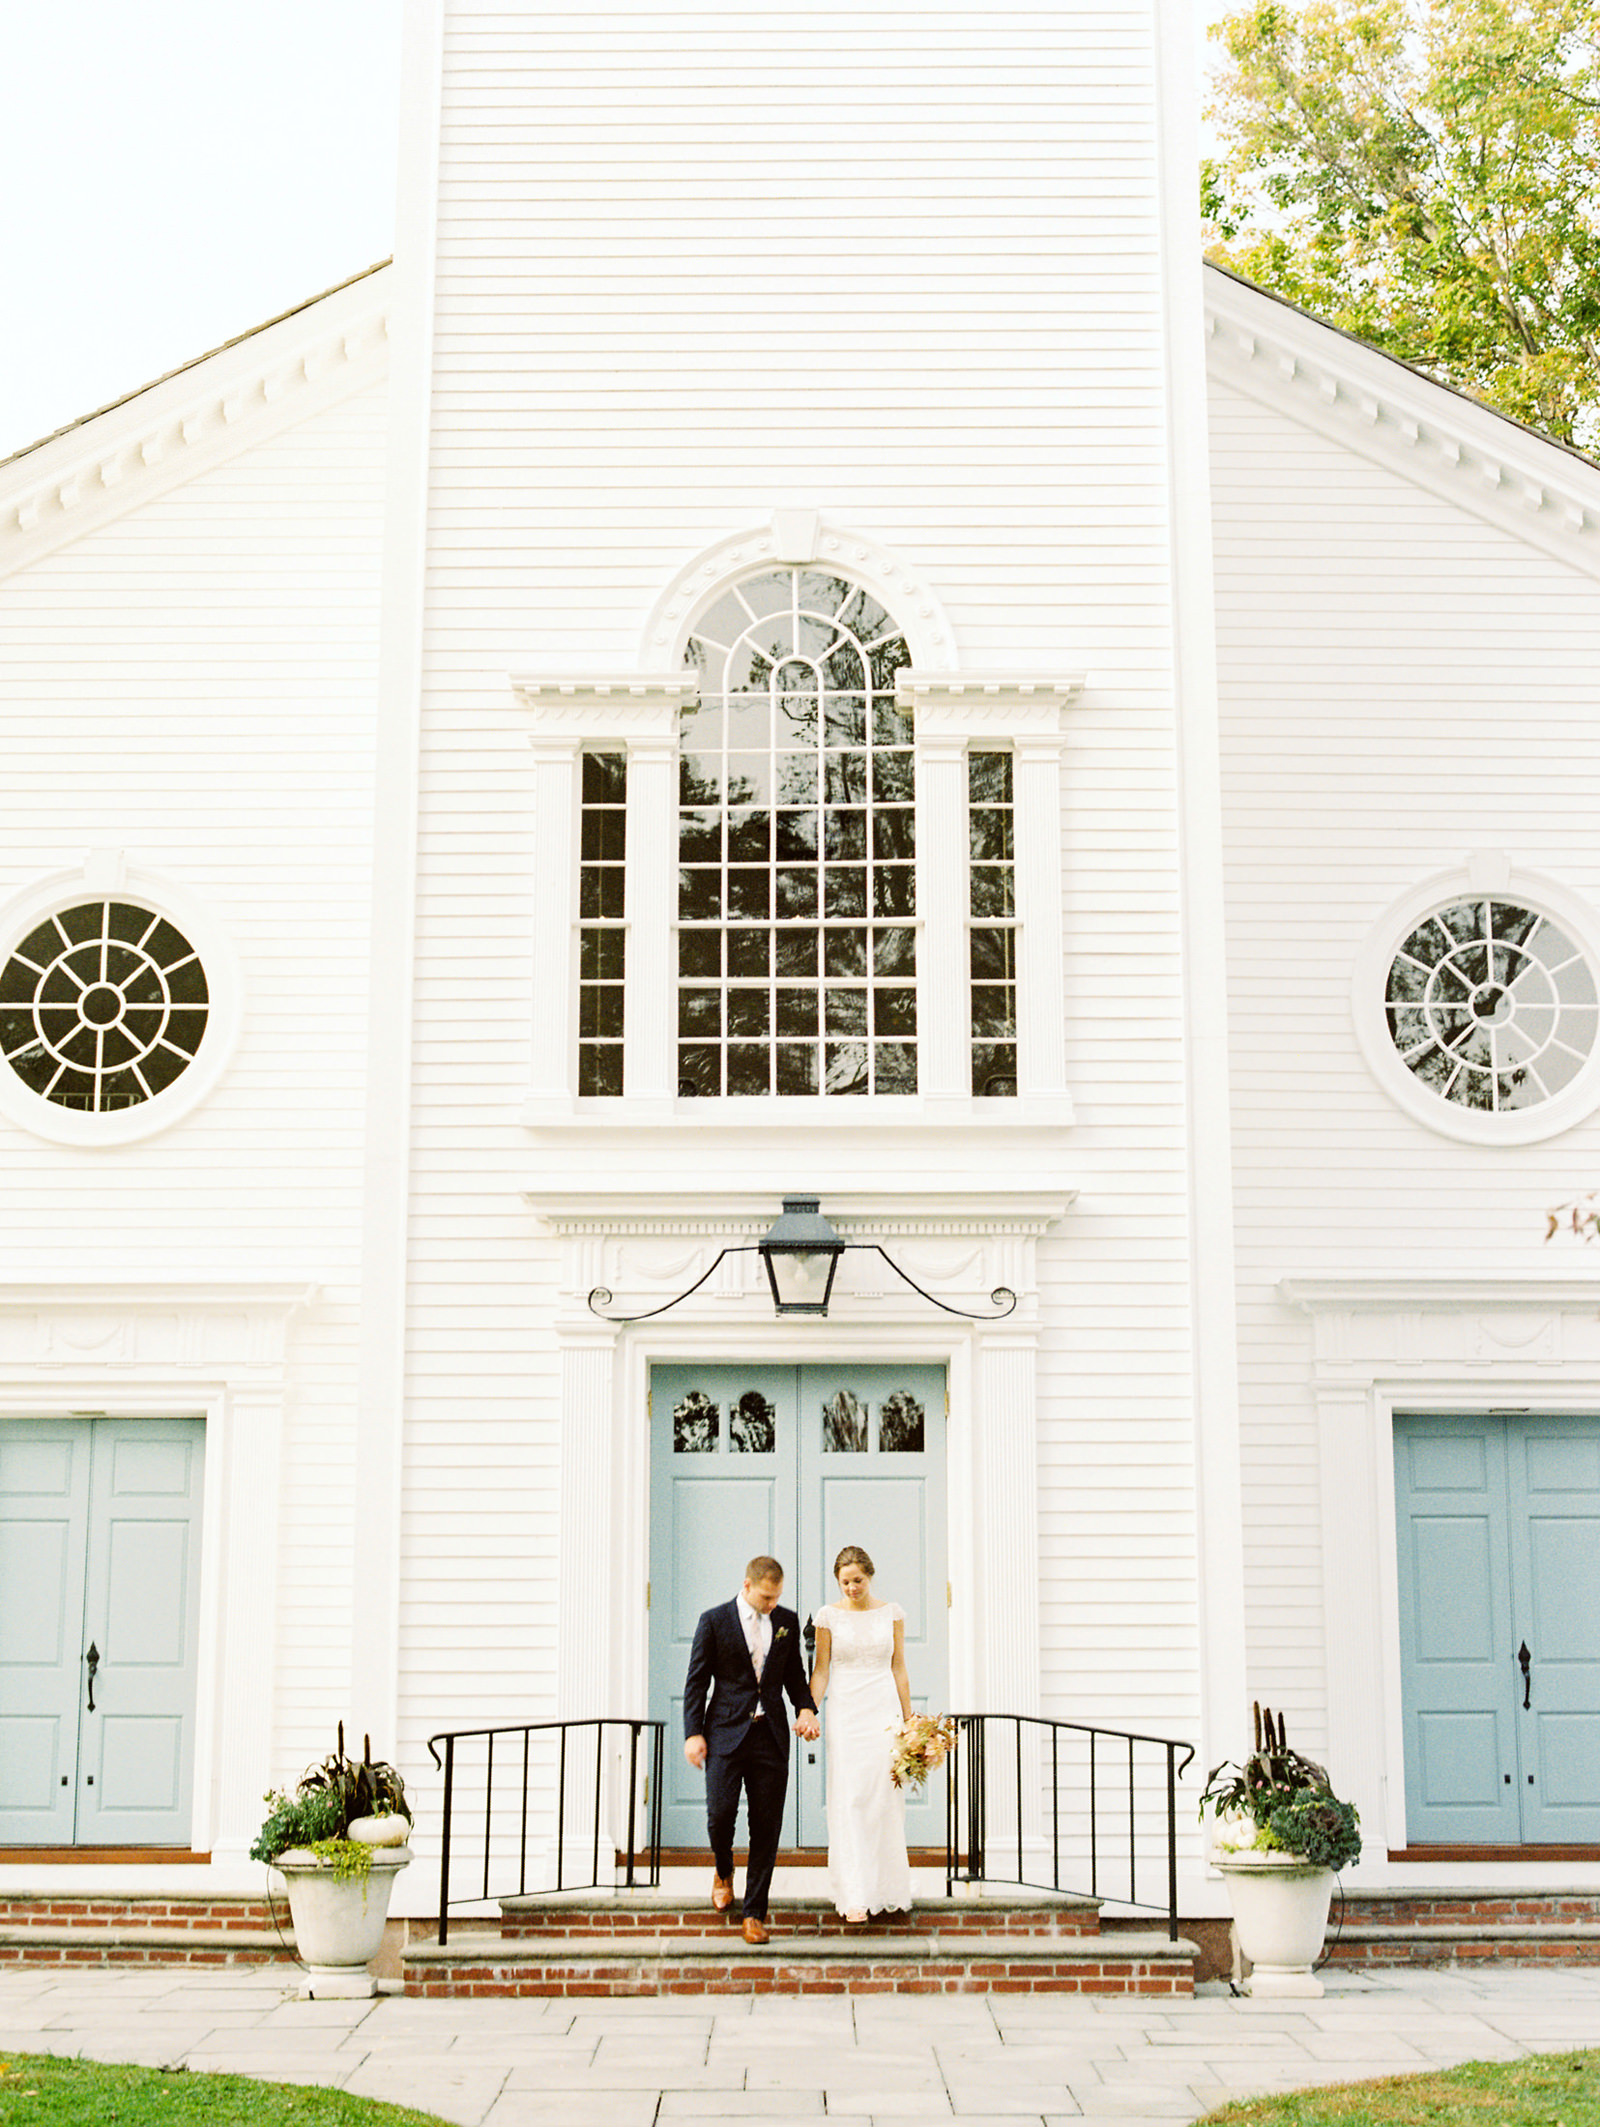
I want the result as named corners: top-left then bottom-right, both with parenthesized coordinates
top-left (85, 1641), bottom-right (100, 1713)
top-left (1518, 1640), bottom-right (1531, 1710)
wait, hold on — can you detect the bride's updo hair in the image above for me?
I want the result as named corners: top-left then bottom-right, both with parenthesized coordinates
top-left (833, 1544), bottom-right (875, 1581)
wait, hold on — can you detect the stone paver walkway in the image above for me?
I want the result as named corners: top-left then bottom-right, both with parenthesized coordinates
top-left (1, 1964), bottom-right (1597, 2125)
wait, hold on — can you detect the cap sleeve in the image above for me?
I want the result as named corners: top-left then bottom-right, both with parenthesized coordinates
top-left (890, 1602), bottom-right (905, 1623)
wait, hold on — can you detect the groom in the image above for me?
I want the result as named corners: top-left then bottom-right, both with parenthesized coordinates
top-left (682, 1555), bottom-right (820, 1944)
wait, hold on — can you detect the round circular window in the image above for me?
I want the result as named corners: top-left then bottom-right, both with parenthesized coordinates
top-left (0, 900), bottom-right (210, 1112)
top-left (1357, 873), bottom-right (1600, 1143)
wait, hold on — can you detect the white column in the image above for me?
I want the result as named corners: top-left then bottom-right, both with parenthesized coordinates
top-left (976, 1332), bottom-right (1043, 1714)
top-left (214, 1382), bottom-right (284, 1863)
top-left (528, 737), bottom-right (582, 1109)
top-left (623, 733), bottom-right (676, 1106)
top-left (916, 731), bottom-right (969, 1106)
top-left (975, 1330), bottom-right (1046, 1868)
top-left (1317, 1384), bottom-right (1392, 1853)
top-left (556, 1331), bottom-right (620, 1718)
top-left (1013, 731), bottom-right (1069, 1100)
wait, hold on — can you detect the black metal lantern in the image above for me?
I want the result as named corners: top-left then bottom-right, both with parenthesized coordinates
top-left (757, 1195), bottom-right (846, 1317)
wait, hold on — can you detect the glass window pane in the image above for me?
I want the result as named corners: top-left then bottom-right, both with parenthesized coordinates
top-left (825, 987), bottom-right (868, 1035)
top-left (824, 1041), bottom-right (869, 1094)
top-left (679, 930), bottom-right (721, 979)
top-left (825, 868), bottom-right (866, 918)
top-left (825, 930), bottom-right (867, 977)
top-left (728, 812), bottom-right (771, 863)
top-left (679, 810), bottom-right (722, 863)
top-left (777, 987), bottom-right (819, 1036)
top-left (775, 810), bottom-right (818, 860)
top-left (727, 1043), bottom-right (771, 1096)
top-left (874, 927), bottom-right (916, 975)
top-left (678, 1044), bottom-right (721, 1096)
top-left (776, 929), bottom-right (819, 977)
top-left (728, 989), bottom-right (770, 1038)
top-left (875, 1041), bottom-right (918, 1093)
top-left (777, 1042), bottom-right (819, 1095)
top-left (582, 753), bottom-right (627, 805)
top-left (728, 927), bottom-right (771, 978)
top-left (874, 986), bottom-right (916, 1035)
top-left (728, 869), bottom-right (770, 920)
top-left (776, 869), bottom-right (818, 918)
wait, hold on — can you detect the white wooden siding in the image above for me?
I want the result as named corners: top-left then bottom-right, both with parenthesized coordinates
top-left (0, 380), bottom-right (388, 1783)
top-left (1210, 373), bottom-right (1600, 1752)
top-left (394, 0), bottom-right (1208, 1812)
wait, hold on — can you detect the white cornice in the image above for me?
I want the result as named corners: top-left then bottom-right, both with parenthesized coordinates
top-left (511, 675), bottom-right (696, 748)
top-left (0, 268), bottom-right (392, 576)
top-left (1204, 264), bottom-right (1600, 579)
top-left (527, 1190), bottom-right (1072, 1239)
top-left (0, 1280), bottom-right (316, 1312)
top-left (1281, 1274), bottom-right (1600, 1312)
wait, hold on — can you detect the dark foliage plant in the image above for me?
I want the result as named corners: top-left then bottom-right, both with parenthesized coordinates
top-left (250, 1724), bottom-right (412, 1873)
top-left (1200, 1702), bottom-right (1362, 1872)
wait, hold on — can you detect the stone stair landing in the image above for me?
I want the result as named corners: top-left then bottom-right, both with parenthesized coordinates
top-left (404, 1891), bottom-right (1196, 1998)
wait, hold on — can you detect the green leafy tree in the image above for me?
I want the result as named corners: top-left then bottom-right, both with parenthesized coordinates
top-left (1203, 0), bottom-right (1600, 450)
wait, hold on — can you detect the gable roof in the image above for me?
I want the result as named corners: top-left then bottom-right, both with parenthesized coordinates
top-left (1204, 261), bottom-right (1600, 580)
top-left (0, 261), bottom-right (392, 577)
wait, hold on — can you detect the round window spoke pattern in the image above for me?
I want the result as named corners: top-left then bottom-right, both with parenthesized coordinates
top-left (1386, 898), bottom-right (1598, 1113)
top-left (0, 900), bottom-right (209, 1112)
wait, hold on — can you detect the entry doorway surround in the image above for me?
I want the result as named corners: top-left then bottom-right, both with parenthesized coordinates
top-left (0, 1280), bottom-right (313, 1868)
top-left (527, 1190), bottom-right (1070, 1772)
top-left (1283, 1273), bottom-right (1600, 1874)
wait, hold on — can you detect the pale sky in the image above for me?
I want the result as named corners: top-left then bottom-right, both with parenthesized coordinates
top-left (1, 3), bottom-right (1227, 465)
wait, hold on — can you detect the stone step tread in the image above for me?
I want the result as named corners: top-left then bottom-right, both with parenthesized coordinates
top-left (409, 1930), bottom-right (1194, 1967)
top-left (1331, 1922), bottom-right (1600, 1941)
top-left (500, 1890), bottom-right (1100, 1909)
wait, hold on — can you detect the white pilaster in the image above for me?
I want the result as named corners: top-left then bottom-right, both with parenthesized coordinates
top-left (555, 1330), bottom-right (622, 1720)
top-left (623, 732), bottom-right (676, 1105)
top-left (1012, 732), bottom-right (1069, 1099)
top-left (915, 732), bottom-right (969, 1105)
top-left (529, 736), bottom-right (582, 1107)
top-left (975, 1330), bottom-right (1043, 1716)
top-left (215, 1381), bottom-right (285, 1861)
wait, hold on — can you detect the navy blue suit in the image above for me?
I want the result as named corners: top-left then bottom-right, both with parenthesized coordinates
top-left (683, 1598), bottom-right (817, 1920)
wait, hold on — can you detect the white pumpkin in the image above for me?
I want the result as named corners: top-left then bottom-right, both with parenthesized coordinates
top-left (348, 1813), bottom-right (411, 1847)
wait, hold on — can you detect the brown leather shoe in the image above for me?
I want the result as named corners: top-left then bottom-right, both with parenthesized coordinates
top-left (741, 1916), bottom-right (771, 1945)
top-left (711, 1873), bottom-right (734, 1913)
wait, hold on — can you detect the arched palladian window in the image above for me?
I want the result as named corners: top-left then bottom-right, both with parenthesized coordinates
top-left (676, 568), bottom-right (916, 1096)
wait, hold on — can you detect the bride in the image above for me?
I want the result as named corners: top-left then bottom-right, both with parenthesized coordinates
top-left (808, 1544), bottom-right (913, 1922)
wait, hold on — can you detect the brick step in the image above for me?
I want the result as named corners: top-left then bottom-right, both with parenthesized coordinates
top-left (0, 1896), bottom-right (279, 1932)
top-left (1334, 1891), bottom-right (1600, 1928)
top-left (405, 1929), bottom-right (1196, 1998)
top-left (1325, 1925), bottom-right (1600, 1968)
top-left (498, 1892), bottom-right (1104, 1940)
top-left (0, 1925), bottom-right (296, 1969)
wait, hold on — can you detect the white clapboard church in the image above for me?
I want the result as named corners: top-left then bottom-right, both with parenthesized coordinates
top-left (4, 0), bottom-right (1600, 1941)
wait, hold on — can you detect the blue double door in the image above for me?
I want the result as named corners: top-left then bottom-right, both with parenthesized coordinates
top-left (0, 1418), bottom-right (205, 1847)
top-left (1395, 1413), bottom-right (1600, 1844)
top-left (649, 1362), bottom-right (948, 1850)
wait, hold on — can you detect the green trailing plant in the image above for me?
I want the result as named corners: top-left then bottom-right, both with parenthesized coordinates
top-left (1199, 1702), bottom-right (1362, 1872)
top-left (250, 1724), bottom-right (413, 1872)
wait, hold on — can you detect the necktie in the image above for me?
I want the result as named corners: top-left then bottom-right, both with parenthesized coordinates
top-left (747, 1611), bottom-right (765, 1680)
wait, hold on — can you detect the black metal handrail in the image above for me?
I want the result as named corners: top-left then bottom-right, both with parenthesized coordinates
top-left (945, 1713), bottom-right (1195, 1940)
top-left (425, 1717), bottom-right (664, 1944)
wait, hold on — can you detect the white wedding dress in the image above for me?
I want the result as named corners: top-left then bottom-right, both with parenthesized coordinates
top-left (817, 1601), bottom-right (913, 1916)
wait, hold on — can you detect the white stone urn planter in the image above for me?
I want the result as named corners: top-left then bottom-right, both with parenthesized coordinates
top-left (1213, 1850), bottom-right (1334, 1998)
top-left (273, 1844), bottom-right (412, 1998)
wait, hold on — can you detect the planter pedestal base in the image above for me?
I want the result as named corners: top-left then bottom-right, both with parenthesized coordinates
top-left (273, 1848), bottom-right (411, 2000)
top-left (1214, 1854), bottom-right (1334, 2001)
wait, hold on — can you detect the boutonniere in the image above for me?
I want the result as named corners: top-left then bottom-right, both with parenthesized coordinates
top-left (773, 1626), bottom-right (789, 1643)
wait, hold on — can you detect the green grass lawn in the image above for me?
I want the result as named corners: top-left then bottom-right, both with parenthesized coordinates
top-left (1197, 2051), bottom-right (1600, 2126)
top-left (0, 2055), bottom-right (456, 2126)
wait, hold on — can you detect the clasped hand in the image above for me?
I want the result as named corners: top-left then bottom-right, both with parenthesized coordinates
top-left (795, 1711), bottom-right (820, 1741)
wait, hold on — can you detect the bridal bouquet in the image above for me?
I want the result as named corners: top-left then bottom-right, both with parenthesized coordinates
top-left (888, 1713), bottom-right (958, 1791)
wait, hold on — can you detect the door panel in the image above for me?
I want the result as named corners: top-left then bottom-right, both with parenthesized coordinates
top-left (0, 1416), bottom-right (203, 1848)
top-left (1397, 1413), bottom-right (1600, 1845)
top-left (1394, 1418), bottom-right (1523, 1842)
top-left (0, 1422), bottom-right (91, 1842)
top-left (650, 1366), bottom-right (800, 1848)
top-left (1506, 1418), bottom-right (1600, 1841)
top-left (649, 1363), bottom-right (949, 1851)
